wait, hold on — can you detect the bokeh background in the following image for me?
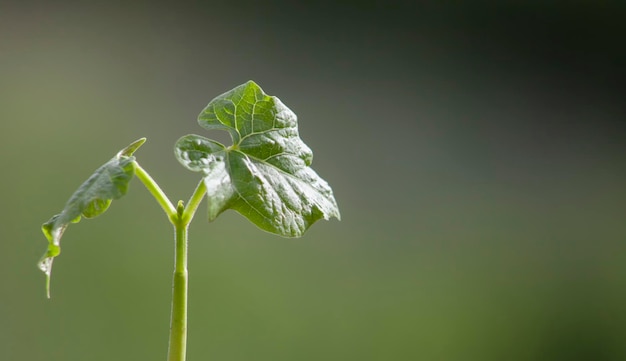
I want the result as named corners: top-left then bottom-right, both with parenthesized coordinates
top-left (1, 2), bottom-right (625, 360)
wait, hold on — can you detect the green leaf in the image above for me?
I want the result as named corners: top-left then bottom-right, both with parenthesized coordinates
top-left (175, 81), bottom-right (340, 237)
top-left (39, 138), bottom-right (146, 298)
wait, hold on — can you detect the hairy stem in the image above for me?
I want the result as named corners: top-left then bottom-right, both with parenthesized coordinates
top-left (168, 203), bottom-right (188, 361)
top-left (134, 162), bottom-right (205, 361)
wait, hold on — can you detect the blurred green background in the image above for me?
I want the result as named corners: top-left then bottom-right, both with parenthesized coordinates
top-left (2, 2), bottom-right (625, 360)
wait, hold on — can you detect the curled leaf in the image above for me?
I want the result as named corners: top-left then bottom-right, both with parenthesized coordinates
top-left (175, 81), bottom-right (340, 237)
top-left (39, 138), bottom-right (145, 298)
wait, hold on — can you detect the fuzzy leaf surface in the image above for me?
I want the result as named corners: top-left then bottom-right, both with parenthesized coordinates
top-left (39, 138), bottom-right (145, 297)
top-left (175, 81), bottom-right (339, 237)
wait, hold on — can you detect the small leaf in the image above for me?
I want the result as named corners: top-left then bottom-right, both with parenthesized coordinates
top-left (175, 81), bottom-right (340, 237)
top-left (39, 138), bottom-right (146, 298)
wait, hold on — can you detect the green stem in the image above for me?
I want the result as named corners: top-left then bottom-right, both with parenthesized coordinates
top-left (133, 161), bottom-right (204, 361)
top-left (133, 161), bottom-right (177, 220)
top-left (135, 161), bottom-right (206, 361)
top-left (182, 179), bottom-right (206, 224)
top-left (168, 203), bottom-right (188, 361)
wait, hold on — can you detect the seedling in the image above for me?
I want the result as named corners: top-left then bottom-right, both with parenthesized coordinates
top-left (38, 81), bottom-right (340, 361)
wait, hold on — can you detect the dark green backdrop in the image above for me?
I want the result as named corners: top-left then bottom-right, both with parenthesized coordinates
top-left (1, 2), bottom-right (625, 360)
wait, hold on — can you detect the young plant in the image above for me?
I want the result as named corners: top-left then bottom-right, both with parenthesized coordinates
top-left (38, 81), bottom-right (340, 361)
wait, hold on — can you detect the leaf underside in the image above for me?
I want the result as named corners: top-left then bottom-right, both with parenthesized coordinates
top-left (175, 81), bottom-right (340, 237)
top-left (39, 138), bottom-right (145, 297)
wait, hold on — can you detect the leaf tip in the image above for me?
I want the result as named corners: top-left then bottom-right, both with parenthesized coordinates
top-left (38, 252), bottom-right (55, 299)
top-left (241, 80), bottom-right (265, 94)
top-left (45, 271), bottom-right (52, 299)
top-left (118, 137), bottom-right (147, 157)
